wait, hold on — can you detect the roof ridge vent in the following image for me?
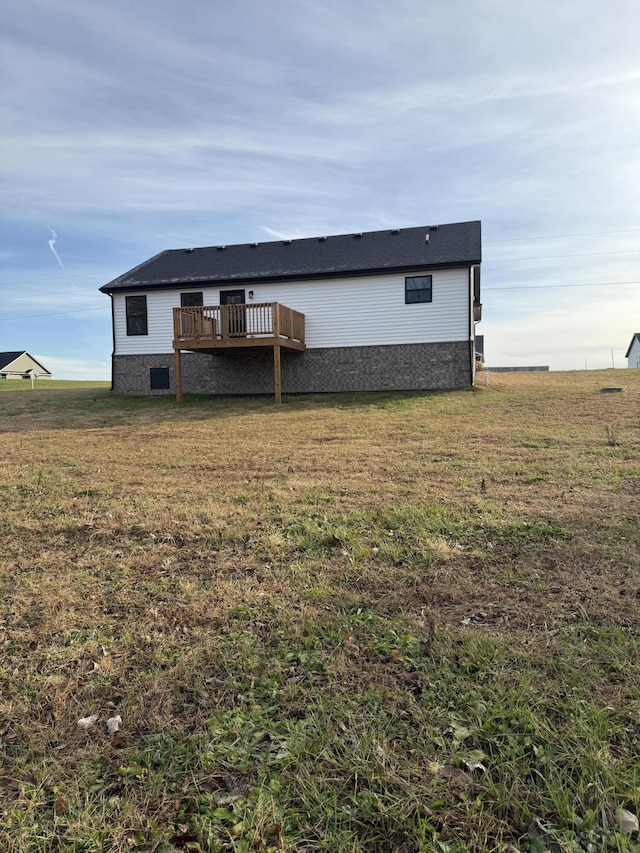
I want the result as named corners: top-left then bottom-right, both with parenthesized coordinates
top-left (216, 245), bottom-right (226, 250)
top-left (250, 242), bottom-right (259, 248)
top-left (428, 225), bottom-right (439, 230)
top-left (353, 232), bottom-right (363, 238)
top-left (390, 228), bottom-right (400, 234)
top-left (318, 236), bottom-right (327, 241)
top-left (283, 239), bottom-right (292, 244)
top-left (184, 248), bottom-right (194, 253)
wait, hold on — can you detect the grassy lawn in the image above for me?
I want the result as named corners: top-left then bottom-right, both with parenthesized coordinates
top-left (1, 370), bottom-right (639, 852)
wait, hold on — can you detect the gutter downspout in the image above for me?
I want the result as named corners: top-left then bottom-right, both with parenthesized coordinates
top-left (108, 293), bottom-right (115, 392)
top-left (468, 266), bottom-right (474, 387)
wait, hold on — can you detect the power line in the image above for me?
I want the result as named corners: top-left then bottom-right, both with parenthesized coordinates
top-left (1, 271), bottom-right (117, 286)
top-left (485, 227), bottom-right (640, 243)
top-left (2, 232), bottom-right (639, 290)
top-left (1, 280), bottom-right (632, 319)
top-left (3, 288), bottom-right (94, 303)
top-left (0, 306), bottom-right (106, 322)
top-left (485, 280), bottom-right (639, 291)
top-left (4, 247), bottom-right (640, 290)
top-left (488, 249), bottom-right (640, 263)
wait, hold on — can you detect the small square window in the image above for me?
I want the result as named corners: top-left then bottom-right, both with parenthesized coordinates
top-left (150, 367), bottom-right (170, 390)
top-left (126, 295), bottom-right (148, 335)
top-left (181, 291), bottom-right (204, 307)
top-left (405, 275), bottom-right (432, 304)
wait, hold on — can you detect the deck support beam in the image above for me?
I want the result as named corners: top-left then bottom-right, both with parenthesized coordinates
top-left (273, 344), bottom-right (282, 405)
top-left (174, 347), bottom-right (183, 404)
top-left (171, 302), bottom-right (304, 404)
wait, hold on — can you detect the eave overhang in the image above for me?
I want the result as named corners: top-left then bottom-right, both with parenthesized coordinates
top-left (99, 259), bottom-right (481, 295)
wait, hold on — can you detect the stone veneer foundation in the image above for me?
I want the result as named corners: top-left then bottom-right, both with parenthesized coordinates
top-left (112, 342), bottom-right (474, 396)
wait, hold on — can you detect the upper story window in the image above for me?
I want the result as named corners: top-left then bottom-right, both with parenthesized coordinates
top-left (405, 275), bottom-right (432, 304)
top-left (181, 291), bottom-right (204, 307)
top-left (126, 295), bottom-right (148, 336)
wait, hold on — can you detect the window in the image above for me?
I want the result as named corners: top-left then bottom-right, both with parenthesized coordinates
top-left (150, 367), bottom-right (170, 390)
top-left (126, 295), bottom-right (148, 335)
top-left (405, 275), bottom-right (432, 304)
top-left (181, 291), bottom-right (204, 307)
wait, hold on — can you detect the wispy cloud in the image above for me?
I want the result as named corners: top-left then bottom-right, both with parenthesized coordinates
top-left (35, 354), bottom-right (110, 380)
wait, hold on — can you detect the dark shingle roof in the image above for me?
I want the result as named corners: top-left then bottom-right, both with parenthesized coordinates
top-left (0, 351), bottom-right (27, 370)
top-left (0, 351), bottom-right (51, 373)
top-left (625, 333), bottom-right (640, 358)
top-left (100, 221), bottom-right (481, 293)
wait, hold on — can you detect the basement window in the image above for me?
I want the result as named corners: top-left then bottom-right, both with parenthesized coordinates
top-left (405, 275), bottom-right (432, 304)
top-left (181, 291), bottom-right (204, 307)
top-left (126, 295), bottom-right (148, 335)
top-left (150, 367), bottom-right (170, 390)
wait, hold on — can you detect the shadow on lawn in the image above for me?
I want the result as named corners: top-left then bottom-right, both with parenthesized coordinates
top-left (0, 387), bottom-right (443, 432)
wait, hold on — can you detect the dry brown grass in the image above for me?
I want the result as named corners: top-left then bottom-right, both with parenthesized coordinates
top-left (1, 370), bottom-right (639, 852)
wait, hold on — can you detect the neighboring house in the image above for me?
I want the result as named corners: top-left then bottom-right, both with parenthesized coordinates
top-left (625, 333), bottom-right (640, 368)
top-left (0, 351), bottom-right (52, 380)
top-left (100, 220), bottom-right (482, 399)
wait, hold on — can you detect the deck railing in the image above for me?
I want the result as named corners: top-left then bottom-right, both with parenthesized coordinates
top-left (173, 302), bottom-right (305, 345)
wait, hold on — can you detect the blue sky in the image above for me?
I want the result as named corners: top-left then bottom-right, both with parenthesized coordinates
top-left (2, 0), bottom-right (640, 377)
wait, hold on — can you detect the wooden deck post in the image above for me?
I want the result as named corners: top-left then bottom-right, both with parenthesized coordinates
top-left (273, 344), bottom-right (281, 405)
top-left (174, 347), bottom-right (183, 404)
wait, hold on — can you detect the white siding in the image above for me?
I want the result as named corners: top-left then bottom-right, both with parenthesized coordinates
top-left (113, 268), bottom-right (470, 356)
top-left (628, 338), bottom-right (640, 368)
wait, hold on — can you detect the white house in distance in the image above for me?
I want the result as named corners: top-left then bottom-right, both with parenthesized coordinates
top-left (0, 351), bottom-right (52, 380)
top-left (626, 333), bottom-right (640, 368)
top-left (100, 221), bottom-right (482, 401)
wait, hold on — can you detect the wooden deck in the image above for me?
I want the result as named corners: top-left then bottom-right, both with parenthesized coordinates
top-left (172, 303), bottom-right (305, 404)
top-left (173, 303), bottom-right (305, 352)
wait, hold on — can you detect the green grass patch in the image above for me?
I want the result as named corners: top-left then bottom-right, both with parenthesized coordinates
top-left (1, 372), bottom-right (640, 850)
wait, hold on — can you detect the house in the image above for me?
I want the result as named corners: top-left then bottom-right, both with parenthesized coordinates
top-left (625, 333), bottom-right (640, 368)
top-left (100, 220), bottom-right (482, 401)
top-left (0, 351), bottom-right (52, 380)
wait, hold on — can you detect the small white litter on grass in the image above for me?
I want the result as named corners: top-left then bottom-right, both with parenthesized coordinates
top-left (106, 715), bottom-right (122, 736)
